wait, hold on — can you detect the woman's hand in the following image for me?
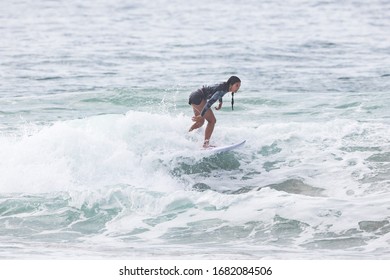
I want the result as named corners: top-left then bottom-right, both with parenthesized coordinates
top-left (192, 115), bottom-right (203, 122)
top-left (215, 102), bottom-right (222, 110)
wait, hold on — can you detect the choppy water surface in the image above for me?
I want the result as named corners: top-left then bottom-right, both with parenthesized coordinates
top-left (1, 0), bottom-right (390, 259)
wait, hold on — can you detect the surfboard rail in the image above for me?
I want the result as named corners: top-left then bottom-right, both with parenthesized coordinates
top-left (205, 140), bottom-right (246, 153)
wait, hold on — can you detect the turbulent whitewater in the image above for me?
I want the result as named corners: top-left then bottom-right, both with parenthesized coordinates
top-left (1, 0), bottom-right (390, 259)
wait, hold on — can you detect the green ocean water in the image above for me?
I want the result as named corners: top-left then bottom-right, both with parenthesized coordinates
top-left (1, 0), bottom-right (390, 259)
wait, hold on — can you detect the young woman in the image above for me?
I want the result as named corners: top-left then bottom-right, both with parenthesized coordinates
top-left (188, 76), bottom-right (241, 148)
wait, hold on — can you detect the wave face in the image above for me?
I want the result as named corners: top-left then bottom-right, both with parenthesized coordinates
top-left (1, 109), bottom-right (390, 259)
top-left (1, 0), bottom-right (390, 259)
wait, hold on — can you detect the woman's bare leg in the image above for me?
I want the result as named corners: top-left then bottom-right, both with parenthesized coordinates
top-left (189, 100), bottom-right (206, 132)
top-left (202, 109), bottom-right (216, 147)
top-left (189, 100), bottom-right (217, 147)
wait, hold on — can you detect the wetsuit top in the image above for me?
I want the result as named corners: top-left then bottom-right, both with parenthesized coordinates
top-left (200, 82), bottom-right (229, 117)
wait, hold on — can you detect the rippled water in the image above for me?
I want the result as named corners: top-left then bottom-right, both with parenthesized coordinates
top-left (1, 0), bottom-right (390, 259)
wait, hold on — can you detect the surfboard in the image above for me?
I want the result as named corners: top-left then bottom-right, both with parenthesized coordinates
top-left (205, 140), bottom-right (246, 154)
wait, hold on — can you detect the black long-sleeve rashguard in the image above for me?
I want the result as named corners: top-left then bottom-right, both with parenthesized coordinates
top-left (188, 82), bottom-right (229, 116)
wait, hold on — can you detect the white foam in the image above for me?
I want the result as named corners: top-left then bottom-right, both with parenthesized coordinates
top-left (0, 111), bottom-right (196, 193)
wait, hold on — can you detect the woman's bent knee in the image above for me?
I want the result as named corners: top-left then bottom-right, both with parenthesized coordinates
top-left (208, 118), bottom-right (216, 125)
top-left (197, 119), bottom-right (205, 127)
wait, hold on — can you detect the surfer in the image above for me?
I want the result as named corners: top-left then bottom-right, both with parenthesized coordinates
top-left (188, 76), bottom-right (241, 148)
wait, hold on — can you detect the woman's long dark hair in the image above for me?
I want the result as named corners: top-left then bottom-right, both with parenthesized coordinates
top-left (227, 76), bottom-right (240, 110)
top-left (227, 76), bottom-right (241, 86)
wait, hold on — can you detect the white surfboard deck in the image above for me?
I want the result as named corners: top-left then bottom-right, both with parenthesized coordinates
top-left (204, 140), bottom-right (246, 154)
